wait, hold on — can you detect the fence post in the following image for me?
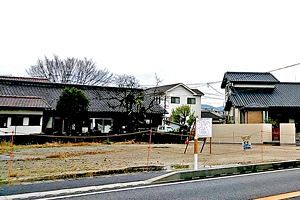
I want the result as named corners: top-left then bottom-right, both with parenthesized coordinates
top-left (261, 129), bottom-right (264, 162)
top-left (233, 131), bottom-right (235, 143)
top-left (8, 131), bottom-right (14, 182)
top-left (146, 129), bottom-right (152, 170)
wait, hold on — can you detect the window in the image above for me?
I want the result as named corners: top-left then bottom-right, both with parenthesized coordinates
top-left (154, 96), bottom-right (161, 104)
top-left (11, 116), bottom-right (24, 126)
top-left (29, 116), bottom-right (41, 126)
top-left (92, 118), bottom-right (113, 133)
top-left (187, 98), bottom-right (196, 104)
top-left (171, 97), bottom-right (180, 104)
top-left (0, 116), bottom-right (8, 128)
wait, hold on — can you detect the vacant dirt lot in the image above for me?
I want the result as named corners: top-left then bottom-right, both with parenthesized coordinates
top-left (0, 142), bottom-right (299, 183)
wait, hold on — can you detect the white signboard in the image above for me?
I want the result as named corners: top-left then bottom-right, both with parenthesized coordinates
top-left (196, 118), bottom-right (212, 138)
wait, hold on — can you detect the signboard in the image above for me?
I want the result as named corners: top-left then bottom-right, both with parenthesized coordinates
top-left (196, 118), bottom-right (212, 138)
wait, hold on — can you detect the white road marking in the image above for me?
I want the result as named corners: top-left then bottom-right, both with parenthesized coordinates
top-left (1, 168), bottom-right (299, 200)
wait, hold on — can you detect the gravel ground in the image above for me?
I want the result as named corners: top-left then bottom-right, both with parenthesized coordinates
top-left (0, 142), bottom-right (299, 183)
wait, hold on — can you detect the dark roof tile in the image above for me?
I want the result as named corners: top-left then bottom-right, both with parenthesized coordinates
top-left (146, 83), bottom-right (204, 96)
top-left (201, 110), bottom-right (224, 119)
top-left (226, 83), bottom-right (300, 109)
top-left (221, 72), bottom-right (279, 88)
top-left (0, 95), bottom-right (50, 109)
top-left (0, 80), bottom-right (165, 114)
top-left (0, 76), bottom-right (50, 83)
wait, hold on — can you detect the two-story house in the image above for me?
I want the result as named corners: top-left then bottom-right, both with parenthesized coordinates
top-left (221, 71), bottom-right (300, 134)
top-left (146, 83), bottom-right (204, 122)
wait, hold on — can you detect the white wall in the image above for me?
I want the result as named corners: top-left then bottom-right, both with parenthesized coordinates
top-left (280, 123), bottom-right (296, 144)
top-left (234, 108), bottom-right (240, 124)
top-left (0, 110), bottom-right (43, 136)
top-left (163, 85), bottom-right (201, 118)
top-left (0, 125), bottom-right (42, 136)
top-left (212, 123), bottom-right (272, 144)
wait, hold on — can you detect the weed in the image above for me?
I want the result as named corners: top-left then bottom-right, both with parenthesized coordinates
top-left (8, 171), bottom-right (17, 177)
top-left (171, 164), bottom-right (189, 170)
top-left (46, 150), bottom-right (114, 159)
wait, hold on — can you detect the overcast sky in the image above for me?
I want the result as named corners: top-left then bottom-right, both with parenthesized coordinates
top-left (1, 0), bottom-right (300, 106)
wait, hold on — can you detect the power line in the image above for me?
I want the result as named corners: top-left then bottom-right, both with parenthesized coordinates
top-left (269, 62), bottom-right (300, 73)
top-left (151, 62), bottom-right (300, 88)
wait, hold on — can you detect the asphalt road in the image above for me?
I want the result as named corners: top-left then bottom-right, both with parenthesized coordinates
top-left (0, 171), bottom-right (167, 196)
top-left (44, 168), bottom-right (300, 200)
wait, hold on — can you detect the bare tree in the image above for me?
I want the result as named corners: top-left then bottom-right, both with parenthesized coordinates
top-left (103, 73), bottom-right (165, 132)
top-left (27, 55), bottom-right (114, 86)
top-left (113, 74), bottom-right (140, 88)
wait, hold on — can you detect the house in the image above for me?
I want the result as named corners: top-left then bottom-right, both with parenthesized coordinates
top-left (146, 83), bottom-right (204, 122)
top-left (221, 71), bottom-right (300, 133)
top-left (201, 110), bottom-right (224, 124)
top-left (0, 76), bottom-right (165, 135)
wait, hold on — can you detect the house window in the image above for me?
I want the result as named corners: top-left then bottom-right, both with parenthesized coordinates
top-left (29, 116), bottom-right (41, 126)
top-left (11, 116), bottom-right (24, 126)
top-left (187, 98), bottom-right (196, 104)
top-left (0, 116), bottom-right (8, 128)
top-left (154, 96), bottom-right (161, 104)
top-left (171, 97), bottom-right (180, 104)
top-left (92, 118), bottom-right (113, 133)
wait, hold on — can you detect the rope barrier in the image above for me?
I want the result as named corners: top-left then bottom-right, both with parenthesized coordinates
top-left (0, 129), bottom-right (298, 137)
top-left (15, 130), bottom-right (149, 139)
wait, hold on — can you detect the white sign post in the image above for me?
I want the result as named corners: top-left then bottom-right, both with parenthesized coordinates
top-left (194, 118), bottom-right (213, 170)
top-left (196, 118), bottom-right (212, 138)
top-left (193, 124), bottom-right (198, 170)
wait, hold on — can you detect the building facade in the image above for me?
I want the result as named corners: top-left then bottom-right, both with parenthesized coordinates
top-left (146, 83), bottom-right (203, 122)
top-left (222, 71), bottom-right (300, 134)
top-left (0, 76), bottom-right (165, 135)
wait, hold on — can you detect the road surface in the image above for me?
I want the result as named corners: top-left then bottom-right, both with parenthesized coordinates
top-left (37, 168), bottom-right (300, 200)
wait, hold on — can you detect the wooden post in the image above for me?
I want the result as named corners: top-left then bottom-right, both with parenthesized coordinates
top-left (209, 137), bottom-right (212, 155)
top-left (233, 131), bottom-right (235, 143)
top-left (8, 131), bottom-right (14, 181)
top-left (200, 138), bottom-right (207, 153)
top-left (261, 129), bottom-right (264, 162)
top-left (184, 122), bottom-right (195, 154)
top-left (146, 129), bottom-right (152, 170)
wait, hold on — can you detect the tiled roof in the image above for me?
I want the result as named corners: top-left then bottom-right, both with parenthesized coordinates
top-left (146, 83), bottom-right (204, 96)
top-left (0, 95), bottom-right (50, 109)
top-left (146, 83), bottom-right (180, 94)
top-left (201, 110), bottom-right (224, 120)
top-left (0, 79), bottom-right (165, 114)
top-left (191, 89), bottom-right (204, 96)
top-left (0, 76), bottom-right (49, 83)
top-left (221, 72), bottom-right (279, 88)
top-left (226, 83), bottom-right (300, 110)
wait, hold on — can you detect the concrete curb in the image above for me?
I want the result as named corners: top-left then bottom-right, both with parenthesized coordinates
top-left (0, 180), bottom-right (148, 200)
top-left (149, 160), bottom-right (300, 184)
top-left (1, 160), bottom-right (300, 199)
top-left (2, 165), bottom-right (165, 185)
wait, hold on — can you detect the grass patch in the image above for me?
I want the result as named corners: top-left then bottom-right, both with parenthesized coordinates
top-left (30, 142), bottom-right (102, 148)
top-left (24, 157), bottom-right (43, 161)
top-left (171, 164), bottom-right (189, 170)
top-left (0, 141), bottom-right (11, 154)
top-left (114, 140), bottom-right (136, 145)
top-left (46, 150), bottom-right (114, 159)
top-left (153, 146), bottom-right (170, 149)
top-left (0, 142), bottom-right (103, 153)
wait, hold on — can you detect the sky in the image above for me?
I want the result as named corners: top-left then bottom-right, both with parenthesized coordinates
top-left (1, 0), bottom-right (300, 106)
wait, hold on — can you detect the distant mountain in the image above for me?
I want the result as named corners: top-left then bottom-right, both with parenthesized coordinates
top-left (202, 104), bottom-right (224, 111)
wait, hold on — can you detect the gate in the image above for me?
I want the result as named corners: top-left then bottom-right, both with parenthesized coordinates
top-left (272, 127), bottom-right (280, 141)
